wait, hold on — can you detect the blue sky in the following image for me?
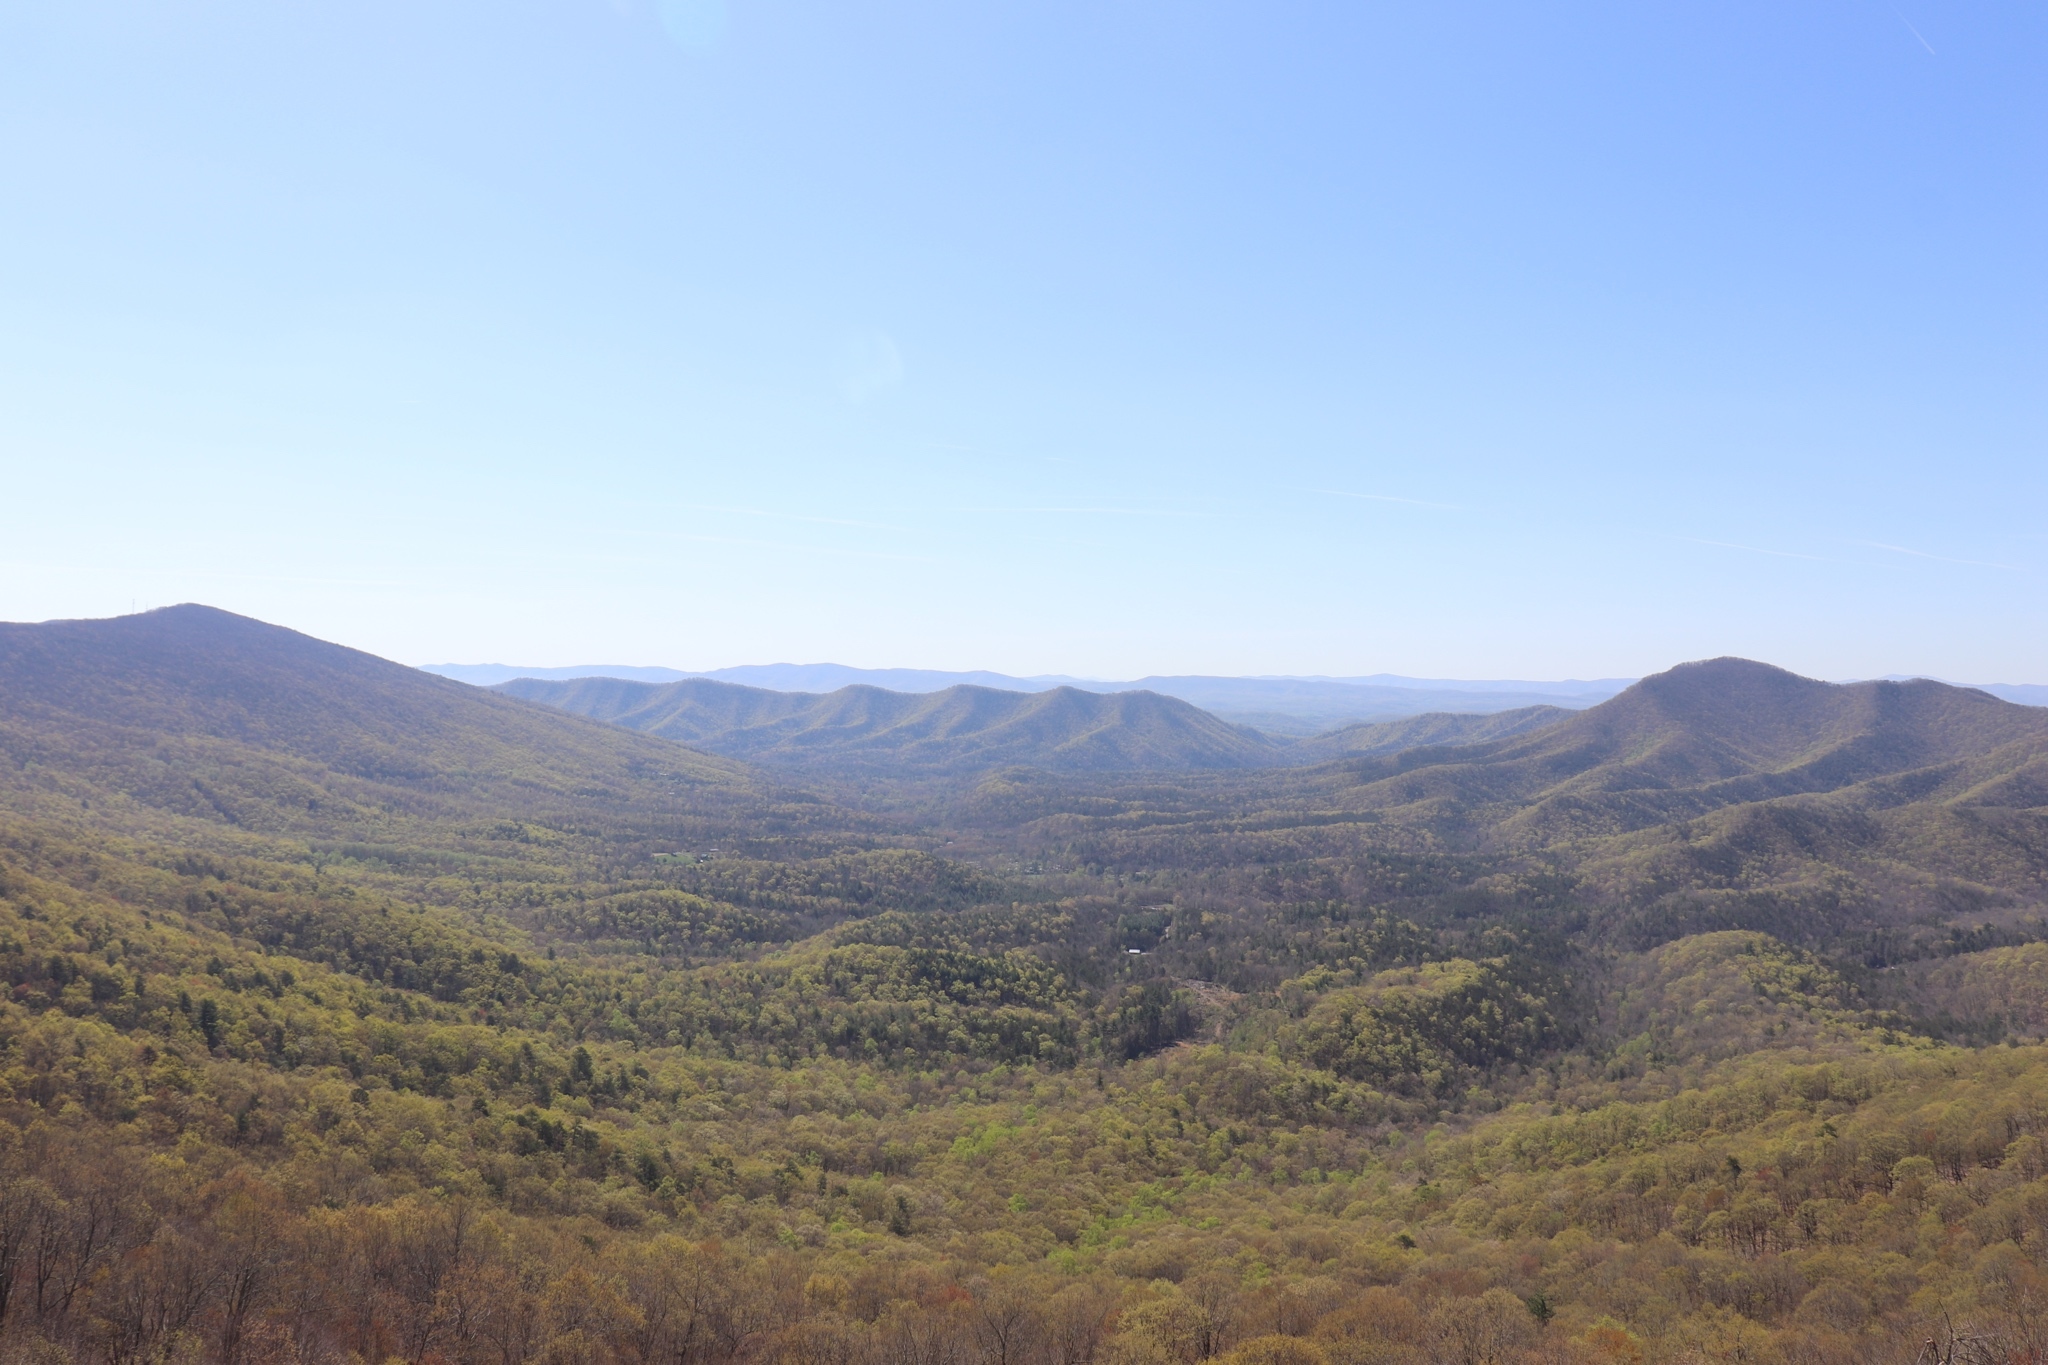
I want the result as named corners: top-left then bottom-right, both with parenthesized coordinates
top-left (2, 0), bottom-right (2043, 680)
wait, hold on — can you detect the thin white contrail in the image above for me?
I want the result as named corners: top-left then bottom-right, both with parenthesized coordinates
top-left (1683, 537), bottom-right (1830, 563)
top-left (1851, 539), bottom-right (2013, 571)
top-left (1892, 6), bottom-right (1936, 55)
top-left (1295, 487), bottom-right (1464, 511)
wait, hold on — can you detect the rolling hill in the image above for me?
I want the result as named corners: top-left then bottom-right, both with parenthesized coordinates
top-left (8, 610), bottom-right (2048, 1362)
top-left (961, 659), bottom-right (2048, 950)
top-left (0, 604), bottom-right (891, 864)
top-left (1097, 675), bottom-right (1615, 734)
top-left (495, 675), bottom-right (1284, 773)
top-left (1286, 703), bottom-right (1572, 760)
top-left (432, 660), bottom-right (1630, 732)
top-left (1338, 656), bottom-right (2048, 838)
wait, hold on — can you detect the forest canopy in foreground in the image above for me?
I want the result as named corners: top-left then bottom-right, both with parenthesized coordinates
top-left (1, 606), bottom-right (2046, 1365)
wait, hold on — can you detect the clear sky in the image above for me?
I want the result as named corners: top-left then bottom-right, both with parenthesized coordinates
top-left (3, 1), bottom-right (2043, 681)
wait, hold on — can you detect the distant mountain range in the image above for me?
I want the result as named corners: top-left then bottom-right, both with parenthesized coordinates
top-left (10, 616), bottom-right (2048, 1365)
top-left (13, 607), bottom-right (2033, 796)
top-left (1886, 678), bottom-right (2048, 707)
top-left (1326, 657), bottom-right (2048, 847)
top-left (492, 675), bottom-right (1576, 774)
top-left (948, 656), bottom-right (2048, 942)
top-left (430, 662), bottom-right (1635, 733)
top-left (427, 660), bottom-right (2045, 734)
top-left (6, 607), bottom-right (2041, 931)
top-left (493, 678), bottom-right (1276, 773)
top-left (11, 608), bottom-right (2047, 926)
top-left (1305, 704), bottom-right (1578, 758)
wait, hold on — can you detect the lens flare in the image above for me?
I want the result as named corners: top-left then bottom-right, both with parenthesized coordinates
top-left (836, 331), bottom-right (905, 401)
top-left (657, 0), bottom-right (727, 52)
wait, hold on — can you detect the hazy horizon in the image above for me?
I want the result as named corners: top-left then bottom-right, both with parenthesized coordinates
top-left (5, 2), bottom-right (2043, 680)
top-left (418, 661), bottom-right (1641, 688)
top-left (414, 655), bottom-right (2048, 695)
top-left (12, 601), bottom-right (2048, 692)
top-left (4, 7), bottom-right (2047, 1344)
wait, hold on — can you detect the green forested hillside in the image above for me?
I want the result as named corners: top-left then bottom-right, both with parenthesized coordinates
top-left (496, 676), bottom-right (1282, 774)
top-left (0, 606), bottom-right (752, 798)
top-left (954, 660), bottom-right (2048, 956)
top-left (1286, 707), bottom-right (1573, 762)
top-left (497, 678), bottom-right (1575, 774)
top-left (1, 612), bottom-right (2045, 1365)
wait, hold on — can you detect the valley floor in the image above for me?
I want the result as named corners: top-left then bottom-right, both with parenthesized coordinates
top-left (5, 614), bottom-right (2048, 1365)
top-left (5, 825), bottom-right (2046, 1365)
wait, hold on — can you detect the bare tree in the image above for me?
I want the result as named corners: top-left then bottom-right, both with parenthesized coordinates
top-left (385, 1196), bottom-right (478, 1362)
top-left (1041, 1283), bottom-right (1117, 1365)
top-left (0, 1175), bottom-right (53, 1335)
top-left (972, 1279), bottom-right (1046, 1365)
top-left (91, 1226), bottom-right (219, 1365)
top-left (206, 1172), bottom-right (289, 1365)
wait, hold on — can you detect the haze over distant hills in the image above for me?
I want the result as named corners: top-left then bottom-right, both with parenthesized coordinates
top-left (430, 659), bottom-right (2046, 733)
top-left (430, 662), bottom-right (1079, 692)
top-left (1334, 657), bottom-right (2048, 847)
top-left (430, 661), bottom-right (1637, 733)
top-left (494, 676), bottom-right (1576, 774)
top-left (11, 605), bottom-right (2048, 1363)
top-left (1881, 677), bottom-right (2048, 707)
top-left (953, 655), bottom-right (2048, 946)
top-left (496, 677), bottom-right (1284, 774)
top-left (63, 609), bottom-right (2038, 938)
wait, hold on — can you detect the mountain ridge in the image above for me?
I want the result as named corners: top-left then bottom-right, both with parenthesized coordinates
top-left (495, 676), bottom-right (1584, 775)
top-left (1288, 658), bottom-right (2048, 844)
top-left (431, 658), bottom-right (2048, 733)
top-left (0, 604), bottom-right (845, 856)
top-left (431, 661), bottom-right (1632, 730)
top-left (423, 661), bottom-right (1635, 695)
top-left (9, 607), bottom-right (2048, 1363)
top-left (1289, 704), bottom-right (1575, 760)
top-left (495, 675), bottom-right (1286, 774)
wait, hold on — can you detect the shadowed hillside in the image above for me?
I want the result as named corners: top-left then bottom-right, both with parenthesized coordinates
top-left (1300, 658), bottom-right (2048, 843)
top-left (0, 605), bottom-right (739, 800)
top-left (1106, 675), bottom-right (1613, 735)
top-left (498, 674), bottom-right (1283, 773)
top-left (428, 661), bottom-right (1631, 733)
top-left (1481, 657), bottom-right (2048, 820)
top-left (8, 616), bottom-right (2048, 1364)
top-left (494, 678), bottom-right (1573, 774)
top-left (1288, 704), bottom-right (1571, 760)
top-left (0, 604), bottom-right (906, 869)
top-left (956, 659), bottom-right (2048, 953)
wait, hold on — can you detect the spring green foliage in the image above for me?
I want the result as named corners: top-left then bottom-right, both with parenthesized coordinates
top-left (0, 610), bottom-right (2046, 1362)
top-left (1289, 957), bottom-right (1567, 1094)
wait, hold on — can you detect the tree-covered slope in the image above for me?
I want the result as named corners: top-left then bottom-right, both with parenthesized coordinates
top-left (0, 605), bottom-right (961, 963)
top-left (5, 612), bottom-right (2048, 1364)
top-left (0, 604), bottom-right (768, 839)
top-left (499, 675), bottom-right (1283, 773)
top-left (1348, 658), bottom-right (2048, 839)
top-left (1288, 706), bottom-right (1572, 761)
top-left (0, 605), bottom-right (749, 786)
top-left (960, 661), bottom-right (2048, 942)
top-left (11, 804), bottom-right (2048, 1365)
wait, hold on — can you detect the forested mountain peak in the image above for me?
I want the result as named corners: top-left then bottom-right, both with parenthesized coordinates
top-left (0, 602), bottom-right (439, 735)
top-left (1558, 656), bottom-right (2047, 771)
top-left (0, 603), bottom-right (728, 767)
top-left (5, 613), bottom-right (2048, 1363)
top-left (0, 605), bottom-right (772, 850)
top-left (1320, 657), bottom-right (2048, 829)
